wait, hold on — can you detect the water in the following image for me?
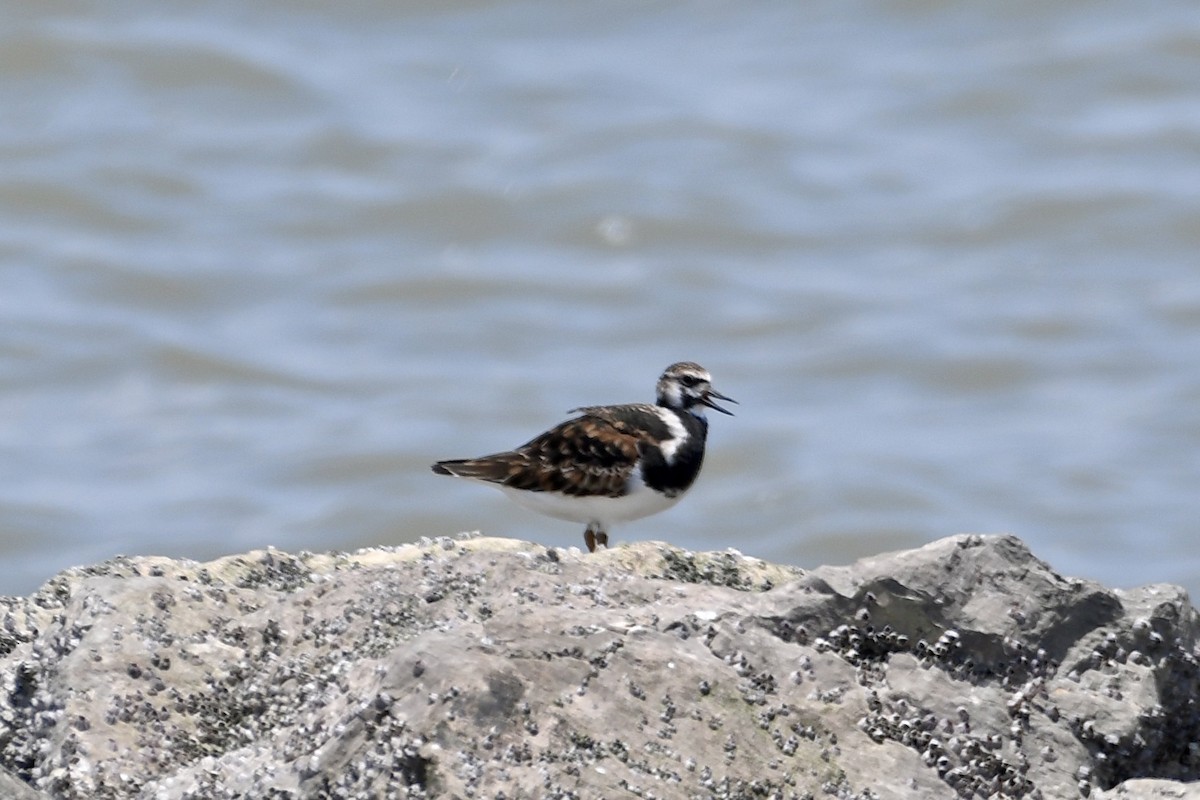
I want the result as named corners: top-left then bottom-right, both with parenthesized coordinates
top-left (2, 1), bottom-right (1199, 598)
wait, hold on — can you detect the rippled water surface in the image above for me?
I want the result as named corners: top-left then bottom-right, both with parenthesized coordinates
top-left (2, 2), bottom-right (1199, 597)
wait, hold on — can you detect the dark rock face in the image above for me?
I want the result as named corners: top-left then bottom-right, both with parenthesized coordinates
top-left (0, 534), bottom-right (1198, 799)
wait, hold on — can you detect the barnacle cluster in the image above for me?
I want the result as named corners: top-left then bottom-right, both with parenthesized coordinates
top-left (0, 535), bottom-right (1197, 799)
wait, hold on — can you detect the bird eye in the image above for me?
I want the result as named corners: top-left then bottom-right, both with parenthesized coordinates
top-left (680, 375), bottom-right (701, 387)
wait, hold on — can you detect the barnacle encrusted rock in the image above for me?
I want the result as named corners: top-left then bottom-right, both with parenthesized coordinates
top-left (0, 534), bottom-right (1198, 799)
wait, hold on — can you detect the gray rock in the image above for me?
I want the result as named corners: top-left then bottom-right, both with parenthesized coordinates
top-left (1099, 779), bottom-right (1200, 800)
top-left (0, 764), bottom-right (53, 800)
top-left (0, 533), bottom-right (1198, 799)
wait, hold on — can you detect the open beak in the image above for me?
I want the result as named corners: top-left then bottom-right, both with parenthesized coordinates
top-left (701, 388), bottom-right (737, 416)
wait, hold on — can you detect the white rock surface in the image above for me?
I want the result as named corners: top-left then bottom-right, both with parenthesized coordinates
top-left (1, 534), bottom-right (1198, 799)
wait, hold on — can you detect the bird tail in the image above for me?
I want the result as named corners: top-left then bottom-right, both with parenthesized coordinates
top-left (431, 458), bottom-right (513, 482)
top-left (430, 460), bottom-right (459, 476)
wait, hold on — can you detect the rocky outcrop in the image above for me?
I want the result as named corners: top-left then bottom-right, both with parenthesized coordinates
top-left (1, 534), bottom-right (1198, 799)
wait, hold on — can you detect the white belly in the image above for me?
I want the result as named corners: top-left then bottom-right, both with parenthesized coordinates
top-left (497, 476), bottom-right (683, 528)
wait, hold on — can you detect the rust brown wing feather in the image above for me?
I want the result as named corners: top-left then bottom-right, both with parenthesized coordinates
top-left (431, 414), bottom-right (644, 497)
top-left (568, 403), bottom-right (674, 442)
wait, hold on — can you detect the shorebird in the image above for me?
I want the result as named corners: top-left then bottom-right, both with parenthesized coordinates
top-left (431, 361), bottom-right (735, 552)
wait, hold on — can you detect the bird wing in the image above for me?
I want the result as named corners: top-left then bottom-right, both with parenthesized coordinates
top-left (434, 406), bottom-right (664, 497)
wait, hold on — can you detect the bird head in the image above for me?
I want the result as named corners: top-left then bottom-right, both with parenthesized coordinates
top-left (656, 362), bottom-right (736, 417)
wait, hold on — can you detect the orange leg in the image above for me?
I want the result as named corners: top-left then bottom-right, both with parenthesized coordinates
top-left (583, 525), bottom-right (609, 553)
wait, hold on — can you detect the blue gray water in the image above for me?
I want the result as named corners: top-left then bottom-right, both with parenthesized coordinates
top-left (2, 2), bottom-right (1199, 598)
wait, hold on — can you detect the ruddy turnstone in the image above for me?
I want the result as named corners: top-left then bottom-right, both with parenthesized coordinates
top-left (431, 361), bottom-right (735, 552)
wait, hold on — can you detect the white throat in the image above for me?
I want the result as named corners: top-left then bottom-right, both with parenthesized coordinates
top-left (654, 407), bottom-right (690, 463)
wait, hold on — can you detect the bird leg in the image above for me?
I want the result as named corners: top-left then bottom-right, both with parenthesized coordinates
top-left (583, 524), bottom-right (609, 553)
